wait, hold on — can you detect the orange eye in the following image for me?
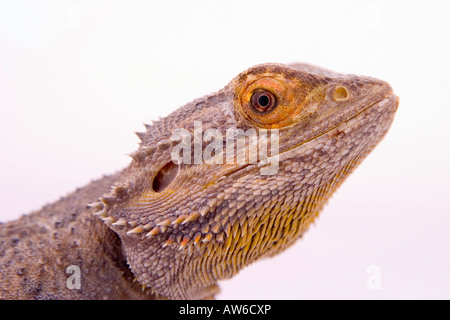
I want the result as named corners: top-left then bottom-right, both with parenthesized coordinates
top-left (233, 66), bottom-right (320, 129)
top-left (250, 90), bottom-right (278, 114)
top-left (238, 76), bottom-right (297, 127)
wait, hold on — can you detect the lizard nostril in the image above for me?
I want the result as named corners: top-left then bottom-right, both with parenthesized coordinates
top-left (152, 161), bottom-right (179, 193)
top-left (333, 86), bottom-right (349, 101)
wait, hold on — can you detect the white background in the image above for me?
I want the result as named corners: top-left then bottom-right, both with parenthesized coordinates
top-left (0, 0), bottom-right (449, 299)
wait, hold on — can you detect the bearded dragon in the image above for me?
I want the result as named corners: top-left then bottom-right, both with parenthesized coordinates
top-left (0, 63), bottom-right (398, 299)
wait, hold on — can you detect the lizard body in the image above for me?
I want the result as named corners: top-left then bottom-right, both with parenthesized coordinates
top-left (0, 63), bottom-right (398, 299)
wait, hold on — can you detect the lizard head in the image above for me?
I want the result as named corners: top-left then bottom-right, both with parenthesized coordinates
top-left (91, 63), bottom-right (398, 299)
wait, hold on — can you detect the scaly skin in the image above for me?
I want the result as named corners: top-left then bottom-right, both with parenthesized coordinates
top-left (0, 63), bottom-right (398, 299)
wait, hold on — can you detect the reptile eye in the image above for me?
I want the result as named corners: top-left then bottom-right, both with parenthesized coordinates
top-left (250, 90), bottom-right (277, 114)
top-left (237, 76), bottom-right (299, 127)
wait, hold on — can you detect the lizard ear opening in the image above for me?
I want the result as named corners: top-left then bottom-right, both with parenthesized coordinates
top-left (152, 161), bottom-right (179, 192)
top-left (333, 86), bottom-right (349, 101)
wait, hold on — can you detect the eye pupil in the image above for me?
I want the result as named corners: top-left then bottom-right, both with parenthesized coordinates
top-left (258, 95), bottom-right (270, 107)
top-left (251, 90), bottom-right (277, 114)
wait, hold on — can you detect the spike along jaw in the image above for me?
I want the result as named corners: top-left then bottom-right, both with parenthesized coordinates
top-left (92, 63), bottom-right (398, 299)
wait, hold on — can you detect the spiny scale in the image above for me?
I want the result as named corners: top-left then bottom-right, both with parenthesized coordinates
top-left (135, 131), bottom-right (146, 141)
top-left (112, 219), bottom-right (128, 226)
top-left (101, 216), bottom-right (116, 224)
top-left (87, 201), bottom-right (103, 210)
top-left (156, 219), bottom-right (172, 227)
top-left (172, 216), bottom-right (186, 225)
top-left (181, 212), bottom-right (199, 225)
top-left (93, 209), bottom-right (107, 217)
top-left (127, 150), bottom-right (146, 163)
top-left (127, 226), bottom-right (144, 235)
top-left (146, 227), bottom-right (160, 238)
